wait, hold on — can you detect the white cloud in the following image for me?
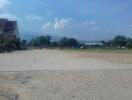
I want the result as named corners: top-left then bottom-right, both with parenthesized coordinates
top-left (0, 0), bottom-right (20, 21)
top-left (54, 18), bottom-right (71, 30)
top-left (0, 13), bottom-right (17, 20)
top-left (41, 22), bottom-right (51, 29)
top-left (81, 21), bottom-right (107, 31)
top-left (0, 0), bottom-right (10, 10)
top-left (82, 21), bottom-right (96, 26)
top-left (40, 19), bottom-right (107, 33)
top-left (41, 18), bottom-right (72, 30)
top-left (0, 13), bottom-right (22, 21)
top-left (26, 15), bottom-right (42, 20)
top-left (90, 26), bottom-right (107, 31)
top-left (88, 21), bottom-right (96, 25)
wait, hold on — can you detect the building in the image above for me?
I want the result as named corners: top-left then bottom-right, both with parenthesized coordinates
top-left (84, 42), bottom-right (103, 46)
top-left (0, 18), bottom-right (19, 41)
top-left (81, 42), bottom-right (103, 48)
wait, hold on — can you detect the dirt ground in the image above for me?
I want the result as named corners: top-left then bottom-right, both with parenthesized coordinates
top-left (67, 51), bottom-right (132, 64)
top-left (0, 49), bottom-right (131, 71)
top-left (1, 70), bottom-right (132, 100)
top-left (0, 49), bottom-right (132, 100)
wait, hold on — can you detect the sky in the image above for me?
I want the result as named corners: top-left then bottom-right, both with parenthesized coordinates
top-left (0, 0), bottom-right (132, 41)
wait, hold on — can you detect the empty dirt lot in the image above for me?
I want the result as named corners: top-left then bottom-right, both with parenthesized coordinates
top-left (0, 49), bottom-right (132, 100)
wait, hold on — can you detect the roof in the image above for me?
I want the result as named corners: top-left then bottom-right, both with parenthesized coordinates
top-left (84, 42), bottom-right (103, 46)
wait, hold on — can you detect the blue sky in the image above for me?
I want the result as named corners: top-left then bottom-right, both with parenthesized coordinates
top-left (0, 0), bottom-right (132, 41)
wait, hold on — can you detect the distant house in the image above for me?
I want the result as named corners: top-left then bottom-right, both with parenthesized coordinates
top-left (81, 42), bottom-right (103, 48)
top-left (84, 42), bottom-right (103, 46)
top-left (0, 18), bottom-right (19, 41)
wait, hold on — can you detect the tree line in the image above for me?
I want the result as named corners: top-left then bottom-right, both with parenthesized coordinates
top-left (29, 36), bottom-right (78, 48)
top-left (0, 35), bottom-right (132, 52)
top-left (101, 35), bottom-right (132, 49)
top-left (28, 35), bottom-right (132, 49)
top-left (0, 39), bottom-right (20, 52)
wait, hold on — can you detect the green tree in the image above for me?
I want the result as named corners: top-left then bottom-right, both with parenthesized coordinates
top-left (59, 37), bottom-right (68, 47)
top-left (51, 41), bottom-right (58, 47)
top-left (29, 35), bottom-right (51, 48)
top-left (59, 37), bottom-right (78, 48)
top-left (67, 38), bottom-right (77, 47)
top-left (3, 39), bottom-right (15, 51)
top-left (21, 40), bottom-right (28, 49)
top-left (45, 35), bottom-right (51, 47)
top-left (29, 39), bottom-right (39, 47)
top-left (126, 38), bottom-right (132, 49)
top-left (112, 35), bottom-right (127, 48)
